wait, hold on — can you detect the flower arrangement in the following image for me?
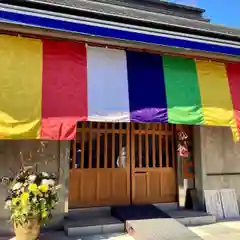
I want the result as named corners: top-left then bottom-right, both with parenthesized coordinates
top-left (1, 166), bottom-right (60, 226)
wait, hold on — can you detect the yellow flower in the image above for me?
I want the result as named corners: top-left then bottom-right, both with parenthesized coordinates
top-left (28, 184), bottom-right (38, 193)
top-left (41, 211), bottom-right (48, 218)
top-left (12, 197), bottom-right (19, 205)
top-left (20, 192), bottom-right (29, 205)
top-left (39, 184), bottom-right (49, 193)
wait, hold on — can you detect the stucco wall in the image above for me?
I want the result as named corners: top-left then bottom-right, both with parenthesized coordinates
top-left (0, 140), bottom-right (70, 235)
top-left (194, 126), bottom-right (240, 209)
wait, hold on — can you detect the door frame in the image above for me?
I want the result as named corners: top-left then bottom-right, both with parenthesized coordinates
top-left (69, 122), bottom-right (131, 208)
top-left (130, 123), bottom-right (178, 204)
top-left (68, 122), bottom-right (178, 208)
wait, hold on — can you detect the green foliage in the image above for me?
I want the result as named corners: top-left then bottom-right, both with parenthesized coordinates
top-left (2, 167), bottom-right (60, 226)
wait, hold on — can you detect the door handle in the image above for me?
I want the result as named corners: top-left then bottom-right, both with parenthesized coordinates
top-left (135, 171), bottom-right (147, 174)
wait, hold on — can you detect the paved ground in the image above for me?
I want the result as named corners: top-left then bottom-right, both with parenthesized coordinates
top-left (189, 220), bottom-right (240, 239)
top-left (0, 232), bottom-right (134, 240)
top-left (3, 221), bottom-right (240, 239)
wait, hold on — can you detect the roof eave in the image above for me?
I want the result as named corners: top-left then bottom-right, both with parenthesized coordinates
top-left (4, 0), bottom-right (239, 41)
top-left (0, 3), bottom-right (239, 57)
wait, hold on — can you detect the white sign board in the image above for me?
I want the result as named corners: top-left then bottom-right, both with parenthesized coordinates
top-left (220, 189), bottom-right (240, 219)
top-left (204, 190), bottom-right (224, 220)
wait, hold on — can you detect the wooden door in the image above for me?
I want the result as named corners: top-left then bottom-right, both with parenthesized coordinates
top-left (69, 122), bottom-right (130, 208)
top-left (131, 123), bottom-right (177, 204)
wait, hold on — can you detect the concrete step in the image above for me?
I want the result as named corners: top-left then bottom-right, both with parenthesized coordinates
top-left (164, 209), bottom-right (217, 226)
top-left (154, 202), bottom-right (178, 211)
top-left (81, 232), bottom-right (134, 240)
top-left (176, 214), bottom-right (216, 226)
top-left (28, 231), bottom-right (134, 240)
top-left (67, 207), bottom-right (111, 220)
top-left (9, 231), bottom-right (134, 240)
top-left (64, 216), bottom-right (124, 237)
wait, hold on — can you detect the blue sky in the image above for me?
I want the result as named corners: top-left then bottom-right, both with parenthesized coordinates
top-left (168, 0), bottom-right (240, 28)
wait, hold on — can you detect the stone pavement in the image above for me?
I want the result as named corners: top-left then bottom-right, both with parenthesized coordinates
top-left (189, 220), bottom-right (240, 239)
top-left (2, 221), bottom-right (240, 239)
top-left (0, 232), bottom-right (134, 240)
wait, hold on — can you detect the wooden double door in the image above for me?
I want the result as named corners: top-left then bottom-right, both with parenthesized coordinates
top-left (69, 122), bottom-right (177, 208)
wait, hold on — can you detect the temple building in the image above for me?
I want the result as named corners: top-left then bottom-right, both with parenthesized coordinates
top-left (0, 0), bottom-right (240, 236)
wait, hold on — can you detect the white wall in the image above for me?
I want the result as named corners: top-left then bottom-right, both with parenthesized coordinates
top-left (194, 126), bottom-right (240, 209)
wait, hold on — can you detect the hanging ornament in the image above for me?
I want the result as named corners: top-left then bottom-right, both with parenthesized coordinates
top-left (177, 130), bottom-right (189, 157)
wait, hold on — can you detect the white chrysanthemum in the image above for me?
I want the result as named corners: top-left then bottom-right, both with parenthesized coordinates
top-left (41, 179), bottom-right (55, 186)
top-left (12, 182), bottom-right (23, 191)
top-left (28, 175), bottom-right (36, 182)
top-left (42, 172), bottom-right (49, 177)
top-left (4, 200), bottom-right (11, 209)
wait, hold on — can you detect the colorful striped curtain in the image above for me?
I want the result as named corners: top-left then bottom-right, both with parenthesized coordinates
top-left (0, 34), bottom-right (240, 140)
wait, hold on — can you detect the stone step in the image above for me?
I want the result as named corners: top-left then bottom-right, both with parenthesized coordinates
top-left (67, 207), bottom-right (111, 220)
top-left (64, 216), bottom-right (124, 237)
top-left (26, 231), bottom-right (134, 240)
top-left (81, 233), bottom-right (134, 240)
top-left (154, 202), bottom-right (178, 211)
top-left (8, 231), bottom-right (135, 240)
top-left (176, 214), bottom-right (216, 226)
top-left (164, 209), bottom-right (217, 226)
